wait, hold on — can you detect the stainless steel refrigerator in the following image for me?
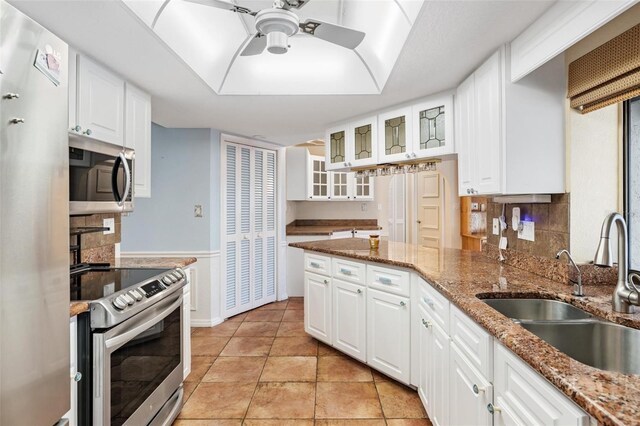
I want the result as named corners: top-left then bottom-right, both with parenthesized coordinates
top-left (0, 1), bottom-right (70, 424)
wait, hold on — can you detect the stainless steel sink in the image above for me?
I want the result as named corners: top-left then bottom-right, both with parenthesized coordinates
top-left (482, 298), bottom-right (594, 321)
top-left (521, 321), bottom-right (640, 375)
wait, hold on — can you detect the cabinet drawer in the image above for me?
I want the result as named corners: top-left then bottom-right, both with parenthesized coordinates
top-left (417, 278), bottom-right (449, 334)
top-left (332, 257), bottom-right (366, 285)
top-left (367, 264), bottom-right (410, 296)
top-left (450, 304), bottom-right (492, 378)
top-left (304, 252), bottom-right (331, 276)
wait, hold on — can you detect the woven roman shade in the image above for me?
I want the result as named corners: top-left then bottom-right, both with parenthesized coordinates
top-left (568, 23), bottom-right (640, 114)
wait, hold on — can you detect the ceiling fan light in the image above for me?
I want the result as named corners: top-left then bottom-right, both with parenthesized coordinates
top-left (267, 31), bottom-right (289, 54)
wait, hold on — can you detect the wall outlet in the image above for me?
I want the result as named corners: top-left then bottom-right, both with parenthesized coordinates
top-left (512, 207), bottom-right (521, 230)
top-left (103, 218), bottom-right (114, 235)
top-left (518, 220), bottom-right (535, 241)
top-left (361, 203), bottom-right (367, 212)
top-left (492, 218), bottom-right (499, 235)
top-left (194, 205), bottom-right (203, 218)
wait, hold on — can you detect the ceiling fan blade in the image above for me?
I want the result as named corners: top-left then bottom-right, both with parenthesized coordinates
top-left (240, 34), bottom-right (267, 56)
top-left (182, 0), bottom-right (257, 15)
top-left (299, 19), bottom-right (365, 50)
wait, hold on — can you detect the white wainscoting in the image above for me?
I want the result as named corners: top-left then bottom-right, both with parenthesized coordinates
top-left (119, 250), bottom-right (222, 327)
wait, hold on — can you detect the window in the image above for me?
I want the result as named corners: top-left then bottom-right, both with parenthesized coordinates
top-left (624, 96), bottom-right (640, 270)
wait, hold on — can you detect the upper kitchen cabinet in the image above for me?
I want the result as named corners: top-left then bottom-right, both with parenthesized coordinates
top-left (125, 83), bottom-right (152, 198)
top-left (377, 106), bottom-right (413, 163)
top-left (288, 147), bottom-right (329, 200)
top-left (411, 94), bottom-right (454, 159)
top-left (325, 116), bottom-right (378, 171)
top-left (74, 55), bottom-right (125, 145)
top-left (455, 45), bottom-right (565, 197)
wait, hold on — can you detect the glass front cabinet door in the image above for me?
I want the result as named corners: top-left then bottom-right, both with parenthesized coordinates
top-left (326, 125), bottom-right (348, 171)
top-left (348, 116), bottom-right (378, 168)
top-left (411, 94), bottom-right (454, 158)
top-left (309, 155), bottom-right (329, 200)
top-left (378, 106), bottom-right (413, 163)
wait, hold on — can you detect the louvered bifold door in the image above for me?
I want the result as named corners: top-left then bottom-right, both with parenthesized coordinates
top-left (223, 143), bottom-right (278, 318)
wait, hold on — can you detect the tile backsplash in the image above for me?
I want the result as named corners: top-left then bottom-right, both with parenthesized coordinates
top-left (485, 194), bottom-right (570, 259)
top-left (70, 213), bottom-right (121, 265)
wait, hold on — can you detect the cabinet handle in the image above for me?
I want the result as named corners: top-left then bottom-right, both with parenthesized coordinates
top-left (323, 279), bottom-right (329, 285)
top-left (487, 403), bottom-right (501, 415)
top-left (421, 318), bottom-right (431, 328)
top-left (310, 262), bottom-right (320, 268)
top-left (10, 118), bottom-right (25, 124)
top-left (473, 384), bottom-right (485, 394)
top-left (357, 289), bottom-right (362, 294)
top-left (400, 301), bottom-right (406, 307)
top-left (71, 124), bottom-right (82, 132)
top-left (83, 128), bottom-right (92, 136)
top-left (72, 372), bottom-right (82, 382)
top-left (339, 268), bottom-right (352, 275)
top-left (3, 93), bottom-right (20, 99)
top-left (378, 277), bottom-right (392, 285)
top-left (422, 297), bottom-right (434, 308)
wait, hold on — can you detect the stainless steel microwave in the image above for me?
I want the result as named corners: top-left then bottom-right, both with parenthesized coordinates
top-left (69, 135), bottom-right (134, 215)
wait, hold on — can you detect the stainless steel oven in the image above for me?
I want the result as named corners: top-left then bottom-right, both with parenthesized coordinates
top-left (73, 266), bottom-right (186, 425)
top-left (69, 134), bottom-right (134, 215)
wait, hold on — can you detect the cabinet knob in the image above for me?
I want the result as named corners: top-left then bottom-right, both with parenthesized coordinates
top-left (357, 289), bottom-right (362, 294)
top-left (71, 125), bottom-right (82, 132)
top-left (405, 153), bottom-right (411, 158)
top-left (412, 152), bottom-right (417, 158)
top-left (323, 279), bottom-right (329, 285)
top-left (466, 188), bottom-right (471, 194)
top-left (399, 301), bottom-right (406, 307)
top-left (487, 403), bottom-right (501, 415)
top-left (473, 384), bottom-right (485, 394)
top-left (344, 162), bottom-right (348, 166)
top-left (72, 372), bottom-right (82, 382)
top-left (421, 318), bottom-right (431, 328)
top-left (422, 297), bottom-right (434, 308)
top-left (3, 93), bottom-right (20, 99)
top-left (83, 128), bottom-right (92, 136)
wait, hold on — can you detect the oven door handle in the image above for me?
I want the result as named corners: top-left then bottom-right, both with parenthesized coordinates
top-left (105, 293), bottom-right (182, 351)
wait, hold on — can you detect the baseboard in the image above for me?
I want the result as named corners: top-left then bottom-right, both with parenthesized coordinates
top-left (191, 317), bottom-right (224, 328)
top-left (278, 292), bottom-right (289, 301)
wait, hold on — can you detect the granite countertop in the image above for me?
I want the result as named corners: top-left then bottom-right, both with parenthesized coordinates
top-left (287, 219), bottom-right (382, 236)
top-left (289, 238), bottom-right (640, 426)
top-left (69, 257), bottom-right (197, 317)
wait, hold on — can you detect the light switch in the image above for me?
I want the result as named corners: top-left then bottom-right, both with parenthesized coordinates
top-left (194, 205), bottom-right (203, 218)
top-left (361, 203), bottom-right (367, 212)
top-left (103, 218), bottom-right (114, 235)
top-left (492, 218), bottom-right (499, 235)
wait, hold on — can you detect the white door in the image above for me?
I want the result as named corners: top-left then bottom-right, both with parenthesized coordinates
top-left (331, 171), bottom-right (350, 200)
top-left (309, 156), bottom-right (330, 200)
top-left (416, 172), bottom-right (444, 249)
top-left (474, 50), bottom-right (503, 195)
top-left (417, 305), bottom-right (431, 411)
top-left (223, 143), bottom-right (277, 318)
top-left (304, 272), bottom-right (332, 345)
top-left (387, 175), bottom-right (406, 242)
top-left (449, 343), bottom-right (493, 426)
top-left (77, 55), bottom-right (125, 145)
top-left (428, 322), bottom-right (450, 426)
top-left (456, 74), bottom-right (476, 196)
top-left (333, 279), bottom-right (366, 362)
top-left (366, 288), bottom-right (410, 384)
top-left (124, 83), bottom-right (151, 197)
top-left (182, 269), bottom-right (192, 379)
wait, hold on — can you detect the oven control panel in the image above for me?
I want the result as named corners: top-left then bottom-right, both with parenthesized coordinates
top-left (111, 268), bottom-right (186, 312)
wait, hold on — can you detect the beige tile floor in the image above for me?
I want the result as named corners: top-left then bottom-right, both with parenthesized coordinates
top-left (174, 297), bottom-right (433, 426)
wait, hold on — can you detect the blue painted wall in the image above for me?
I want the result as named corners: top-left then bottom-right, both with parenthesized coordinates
top-left (121, 124), bottom-right (221, 252)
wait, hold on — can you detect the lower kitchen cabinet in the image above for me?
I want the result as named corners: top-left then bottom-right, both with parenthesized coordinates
top-left (417, 304), bottom-right (431, 412)
top-left (450, 342), bottom-right (493, 426)
top-left (366, 288), bottom-right (410, 384)
top-left (428, 320), bottom-right (449, 426)
top-left (65, 316), bottom-right (79, 426)
top-left (304, 271), bottom-right (332, 345)
top-left (332, 279), bottom-right (366, 362)
top-left (182, 267), bottom-right (191, 380)
top-left (493, 343), bottom-right (589, 426)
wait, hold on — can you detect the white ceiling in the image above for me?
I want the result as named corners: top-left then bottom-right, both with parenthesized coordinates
top-left (10, 0), bottom-right (555, 145)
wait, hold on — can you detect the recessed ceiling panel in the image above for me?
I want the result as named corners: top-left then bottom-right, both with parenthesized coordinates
top-left (123, 0), bottom-right (165, 27)
top-left (124, 0), bottom-right (425, 95)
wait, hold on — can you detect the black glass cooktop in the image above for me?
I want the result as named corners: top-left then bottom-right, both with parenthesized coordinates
top-left (70, 264), bottom-right (171, 302)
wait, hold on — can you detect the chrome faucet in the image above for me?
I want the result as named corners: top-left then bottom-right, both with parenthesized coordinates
top-left (556, 249), bottom-right (583, 297)
top-left (593, 213), bottom-right (640, 313)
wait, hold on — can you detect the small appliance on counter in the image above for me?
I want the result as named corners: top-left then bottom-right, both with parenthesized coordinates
top-left (0, 2), bottom-right (71, 424)
top-left (72, 263), bottom-right (187, 425)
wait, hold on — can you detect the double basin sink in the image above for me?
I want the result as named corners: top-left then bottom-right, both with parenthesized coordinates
top-left (482, 298), bottom-right (640, 375)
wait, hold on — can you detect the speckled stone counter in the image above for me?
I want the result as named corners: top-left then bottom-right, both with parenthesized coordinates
top-left (289, 238), bottom-right (640, 426)
top-left (69, 257), bottom-right (197, 317)
top-left (287, 219), bottom-right (382, 236)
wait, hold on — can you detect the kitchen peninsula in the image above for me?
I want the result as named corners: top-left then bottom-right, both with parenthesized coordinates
top-left (290, 238), bottom-right (640, 426)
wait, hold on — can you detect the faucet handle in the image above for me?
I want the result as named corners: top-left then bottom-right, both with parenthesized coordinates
top-left (628, 271), bottom-right (640, 293)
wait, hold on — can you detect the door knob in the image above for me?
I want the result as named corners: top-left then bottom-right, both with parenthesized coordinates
top-left (417, 220), bottom-right (422, 224)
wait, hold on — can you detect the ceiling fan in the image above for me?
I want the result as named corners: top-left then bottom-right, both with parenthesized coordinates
top-left (183, 0), bottom-right (366, 55)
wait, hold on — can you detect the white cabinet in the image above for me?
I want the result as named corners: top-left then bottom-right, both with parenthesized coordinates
top-left (331, 172), bottom-right (375, 201)
top-left (76, 55), bottom-right (125, 145)
top-left (182, 267), bottom-right (192, 380)
top-left (378, 106), bottom-right (413, 163)
top-left (125, 83), bottom-right (152, 198)
top-left (332, 279), bottom-right (366, 362)
top-left (65, 316), bottom-right (79, 426)
top-left (367, 288), bottom-right (410, 384)
top-left (325, 116), bottom-right (378, 171)
top-left (455, 45), bottom-right (565, 196)
top-left (416, 304), bottom-right (431, 411)
top-left (304, 271), bottom-right (332, 345)
top-left (428, 320), bottom-right (450, 426)
top-left (450, 342), bottom-right (493, 426)
top-left (493, 342), bottom-right (589, 426)
top-left (411, 94), bottom-right (455, 159)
